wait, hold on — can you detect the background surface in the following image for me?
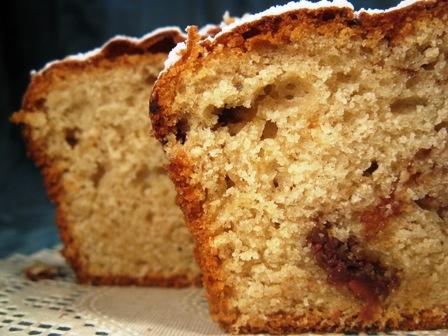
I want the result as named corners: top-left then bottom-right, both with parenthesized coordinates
top-left (1, 0), bottom-right (400, 257)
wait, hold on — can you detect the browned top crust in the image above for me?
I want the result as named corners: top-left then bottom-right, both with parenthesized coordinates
top-left (20, 28), bottom-right (185, 113)
top-left (150, 0), bottom-right (447, 143)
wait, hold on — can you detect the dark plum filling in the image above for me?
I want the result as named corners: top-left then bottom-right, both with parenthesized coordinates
top-left (307, 225), bottom-right (399, 320)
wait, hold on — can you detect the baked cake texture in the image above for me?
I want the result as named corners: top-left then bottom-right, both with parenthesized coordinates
top-left (151, 0), bottom-right (448, 332)
top-left (12, 28), bottom-right (201, 287)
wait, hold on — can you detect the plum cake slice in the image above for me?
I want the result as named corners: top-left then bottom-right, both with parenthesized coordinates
top-left (13, 28), bottom-right (201, 287)
top-left (151, 0), bottom-right (448, 333)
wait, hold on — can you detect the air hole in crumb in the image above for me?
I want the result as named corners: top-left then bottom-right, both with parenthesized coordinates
top-left (283, 81), bottom-right (301, 100)
top-left (405, 75), bottom-right (419, 89)
top-left (175, 118), bottom-right (189, 144)
top-left (399, 67), bottom-right (417, 78)
top-left (435, 121), bottom-right (448, 131)
top-left (134, 166), bottom-right (150, 185)
top-left (213, 106), bottom-right (257, 136)
top-left (321, 11), bottom-right (336, 21)
top-left (415, 196), bottom-right (446, 219)
top-left (415, 148), bottom-right (432, 160)
top-left (145, 211), bottom-right (154, 222)
top-left (217, 107), bottom-right (250, 124)
top-left (64, 128), bottom-right (79, 148)
top-left (438, 207), bottom-right (448, 220)
top-left (326, 71), bottom-right (359, 91)
top-left (177, 84), bottom-right (186, 94)
top-left (233, 81), bottom-right (243, 91)
top-left (421, 62), bottom-right (436, 71)
top-left (360, 46), bottom-right (373, 54)
top-left (336, 72), bottom-right (357, 83)
top-left (145, 74), bottom-right (158, 85)
top-left (91, 164), bottom-right (106, 187)
top-left (263, 84), bottom-right (279, 99)
top-left (273, 222), bottom-right (280, 229)
top-left (263, 84), bottom-right (273, 95)
top-left (363, 161), bottom-right (378, 176)
top-left (415, 196), bottom-right (436, 211)
top-left (273, 177), bottom-right (279, 188)
top-left (261, 121), bottom-right (278, 140)
top-left (252, 39), bottom-right (277, 50)
top-left (242, 27), bottom-right (261, 39)
top-left (390, 97), bottom-right (428, 114)
top-left (225, 175), bottom-right (235, 189)
top-left (125, 96), bottom-right (135, 106)
top-left (35, 98), bottom-right (46, 109)
top-left (154, 167), bottom-right (166, 175)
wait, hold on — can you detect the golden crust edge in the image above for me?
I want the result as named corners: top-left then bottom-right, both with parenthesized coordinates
top-left (234, 307), bottom-right (448, 334)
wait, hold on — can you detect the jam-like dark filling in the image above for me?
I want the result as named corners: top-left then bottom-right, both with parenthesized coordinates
top-left (307, 225), bottom-right (399, 320)
top-left (360, 197), bottom-right (401, 239)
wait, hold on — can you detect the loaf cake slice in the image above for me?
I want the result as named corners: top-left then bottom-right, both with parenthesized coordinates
top-left (12, 28), bottom-right (201, 286)
top-left (151, 1), bottom-right (448, 332)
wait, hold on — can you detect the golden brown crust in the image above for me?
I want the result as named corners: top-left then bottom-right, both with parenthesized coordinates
top-left (12, 29), bottom-right (202, 287)
top-left (150, 28), bottom-right (204, 140)
top-left (235, 307), bottom-right (448, 334)
top-left (166, 150), bottom-right (236, 318)
top-left (22, 29), bottom-right (185, 112)
top-left (150, 0), bottom-right (448, 331)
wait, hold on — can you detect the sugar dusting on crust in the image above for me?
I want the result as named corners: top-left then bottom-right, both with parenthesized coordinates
top-left (218, 0), bottom-right (353, 36)
top-left (169, 16), bottom-right (236, 70)
top-left (164, 42), bottom-right (188, 70)
top-left (36, 26), bottom-right (185, 76)
top-left (217, 0), bottom-right (429, 38)
top-left (163, 0), bottom-right (353, 72)
top-left (163, 22), bottom-right (225, 71)
top-left (163, 0), bottom-right (430, 72)
top-left (359, 0), bottom-right (425, 14)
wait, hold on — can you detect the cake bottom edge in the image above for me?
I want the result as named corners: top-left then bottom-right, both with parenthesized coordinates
top-left (219, 306), bottom-right (448, 334)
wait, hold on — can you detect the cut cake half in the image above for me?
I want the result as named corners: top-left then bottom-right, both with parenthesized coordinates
top-left (151, 1), bottom-right (448, 332)
top-left (12, 28), bottom-right (201, 286)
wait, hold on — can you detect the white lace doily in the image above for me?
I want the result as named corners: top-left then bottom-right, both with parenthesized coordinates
top-left (0, 248), bottom-right (222, 336)
top-left (0, 248), bottom-right (446, 336)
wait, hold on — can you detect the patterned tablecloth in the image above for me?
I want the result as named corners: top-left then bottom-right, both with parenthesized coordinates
top-left (0, 248), bottom-right (446, 336)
